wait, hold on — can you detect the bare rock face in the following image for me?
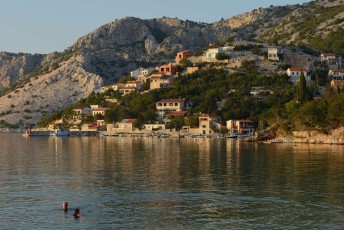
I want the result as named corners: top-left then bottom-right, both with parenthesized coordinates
top-left (0, 52), bottom-right (43, 91)
top-left (0, 55), bottom-right (103, 125)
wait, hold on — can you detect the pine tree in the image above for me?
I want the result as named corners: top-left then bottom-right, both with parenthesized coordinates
top-left (295, 72), bottom-right (311, 103)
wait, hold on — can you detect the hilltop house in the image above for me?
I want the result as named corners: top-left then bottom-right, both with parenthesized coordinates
top-left (156, 99), bottom-right (188, 119)
top-left (226, 120), bottom-right (254, 134)
top-left (198, 114), bottom-right (222, 135)
top-left (287, 67), bottom-right (311, 83)
top-left (268, 47), bottom-right (283, 61)
top-left (175, 50), bottom-right (193, 64)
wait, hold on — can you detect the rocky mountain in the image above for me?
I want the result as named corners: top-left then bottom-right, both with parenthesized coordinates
top-left (259, 0), bottom-right (344, 52)
top-left (0, 0), bottom-right (343, 128)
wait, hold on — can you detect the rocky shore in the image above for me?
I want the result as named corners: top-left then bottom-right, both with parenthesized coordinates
top-left (265, 127), bottom-right (344, 145)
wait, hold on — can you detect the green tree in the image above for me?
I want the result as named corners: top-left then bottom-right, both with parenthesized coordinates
top-left (295, 72), bottom-right (311, 103)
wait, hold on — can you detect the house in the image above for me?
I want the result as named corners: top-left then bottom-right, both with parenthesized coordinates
top-left (328, 68), bottom-right (344, 78)
top-left (131, 67), bottom-right (155, 81)
top-left (125, 80), bottom-right (143, 89)
top-left (137, 68), bottom-right (155, 82)
top-left (159, 64), bottom-right (178, 75)
top-left (226, 120), bottom-right (254, 134)
top-left (268, 47), bottom-right (283, 61)
top-left (198, 114), bottom-right (222, 135)
top-left (119, 87), bottom-right (136, 95)
top-left (96, 119), bottom-right (105, 127)
top-left (321, 53), bottom-right (342, 69)
top-left (150, 74), bottom-right (174, 90)
top-left (72, 107), bottom-right (92, 115)
top-left (331, 80), bottom-right (344, 89)
top-left (92, 108), bottom-right (107, 116)
top-left (175, 50), bottom-right (193, 63)
top-left (110, 83), bottom-right (125, 91)
top-left (156, 99), bottom-right (188, 119)
top-left (130, 68), bottom-right (146, 79)
top-left (287, 67), bottom-right (311, 82)
top-left (118, 118), bottom-right (136, 131)
top-left (143, 123), bottom-right (166, 131)
top-left (204, 46), bottom-right (224, 59)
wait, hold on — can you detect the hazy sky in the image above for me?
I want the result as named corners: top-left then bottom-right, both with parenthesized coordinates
top-left (0, 0), bottom-right (311, 54)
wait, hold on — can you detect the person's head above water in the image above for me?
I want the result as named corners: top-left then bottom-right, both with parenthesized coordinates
top-left (73, 208), bottom-right (81, 217)
top-left (61, 202), bottom-right (68, 211)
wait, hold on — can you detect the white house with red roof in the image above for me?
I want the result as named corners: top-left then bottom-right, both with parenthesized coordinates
top-left (226, 120), bottom-right (254, 134)
top-left (118, 118), bottom-right (136, 131)
top-left (198, 113), bottom-right (222, 135)
top-left (287, 67), bottom-right (311, 82)
top-left (321, 53), bottom-right (342, 69)
top-left (328, 68), bottom-right (344, 78)
top-left (125, 80), bottom-right (143, 89)
top-left (110, 83), bottom-right (125, 91)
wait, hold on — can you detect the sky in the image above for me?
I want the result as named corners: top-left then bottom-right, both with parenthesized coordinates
top-left (0, 0), bottom-right (311, 54)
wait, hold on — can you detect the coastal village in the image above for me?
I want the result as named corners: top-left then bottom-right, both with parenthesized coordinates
top-left (28, 42), bottom-right (343, 140)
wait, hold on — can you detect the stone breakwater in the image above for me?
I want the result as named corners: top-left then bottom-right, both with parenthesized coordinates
top-left (267, 127), bottom-right (344, 145)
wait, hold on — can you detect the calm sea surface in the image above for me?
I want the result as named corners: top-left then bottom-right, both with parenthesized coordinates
top-left (1, 133), bottom-right (344, 229)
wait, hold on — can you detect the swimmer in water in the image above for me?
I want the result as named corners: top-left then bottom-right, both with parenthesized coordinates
top-left (73, 208), bottom-right (81, 218)
top-left (61, 202), bottom-right (69, 212)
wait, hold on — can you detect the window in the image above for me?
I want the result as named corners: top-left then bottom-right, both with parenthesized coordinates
top-left (174, 103), bottom-right (178, 106)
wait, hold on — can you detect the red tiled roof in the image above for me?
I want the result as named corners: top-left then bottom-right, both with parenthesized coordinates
top-left (119, 87), bottom-right (136, 90)
top-left (288, 67), bottom-right (308, 71)
top-left (199, 113), bottom-right (220, 118)
top-left (321, 53), bottom-right (336, 57)
top-left (120, 118), bottom-right (136, 124)
top-left (166, 111), bottom-right (187, 116)
top-left (156, 99), bottom-right (184, 103)
top-left (93, 108), bottom-right (108, 111)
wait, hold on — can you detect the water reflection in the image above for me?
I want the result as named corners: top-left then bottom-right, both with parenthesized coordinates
top-left (0, 134), bottom-right (344, 229)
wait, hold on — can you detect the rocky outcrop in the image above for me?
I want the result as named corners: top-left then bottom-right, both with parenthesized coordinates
top-left (267, 127), bottom-right (344, 145)
top-left (0, 52), bottom-right (43, 91)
